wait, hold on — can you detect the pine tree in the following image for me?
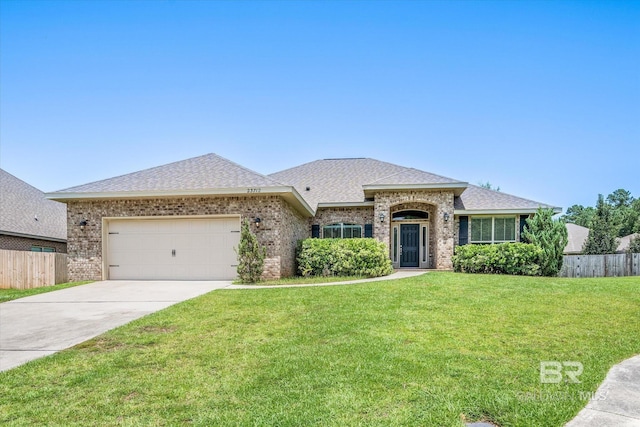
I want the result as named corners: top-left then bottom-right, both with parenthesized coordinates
top-left (583, 194), bottom-right (619, 254)
top-left (235, 218), bottom-right (266, 283)
top-left (522, 207), bottom-right (568, 276)
top-left (628, 236), bottom-right (640, 254)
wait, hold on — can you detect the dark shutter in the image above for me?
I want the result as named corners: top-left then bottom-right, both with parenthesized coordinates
top-left (519, 215), bottom-right (529, 242)
top-left (364, 223), bottom-right (373, 238)
top-left (459, 216), bottom-right (469, 245)
top-left (311, 224), bottom-right (320, 239)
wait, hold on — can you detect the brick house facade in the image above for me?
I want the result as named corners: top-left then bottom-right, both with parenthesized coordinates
top-left (49, 154), bottom-right (558, 281)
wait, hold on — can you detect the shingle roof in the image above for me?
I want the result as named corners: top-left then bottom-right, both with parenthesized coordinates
top-left (269, 158), bottom-right (466, 209)
top-left (617, 233), bottom-right (640, 253)
top-left (56, 153), bottom-right (285, 193)
top-left (0, 169), bottom-right (67, 241)
top-left (565, 223), bottom-right (589, 254)
top-left (454, 184), bottom-right (556, 211)
top-left (367, 167), bottom-right (461, 186)
top-left (49, 154), bottom-right (558, 214)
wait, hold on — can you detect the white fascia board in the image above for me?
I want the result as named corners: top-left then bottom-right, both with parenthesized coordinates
top-left (46, 186), bottom-right (316, 217)
top-left (454, 207), bottom-right (562, 215)
top-left (281, 187), bottom-right (316, 217)
top-left (317, 201), bottom-right (375, 208)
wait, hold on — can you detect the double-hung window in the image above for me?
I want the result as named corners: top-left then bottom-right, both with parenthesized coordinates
top-left (322, 223), bottom-right (362, 239)
top-left (470, 217), bottom-right (516, 244)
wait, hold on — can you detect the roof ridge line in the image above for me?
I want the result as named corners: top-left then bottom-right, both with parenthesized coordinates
top-left (210, 153), bottom-right (287, 186)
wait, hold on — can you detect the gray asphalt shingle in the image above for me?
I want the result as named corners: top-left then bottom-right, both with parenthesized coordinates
top-left (269, 158), bottom-right (466, 209)
top-left (454, 184), bottom-right (555, 211)
top-left (57, 153), bottom-right (285, 193)
top-left (49, 154), bottom-right (556, 213)
top-left (1, 169), bottom-right (67, 240)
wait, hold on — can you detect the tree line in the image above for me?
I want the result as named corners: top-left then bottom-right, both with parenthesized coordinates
top-left (562, 189), bottom-right (640, 254)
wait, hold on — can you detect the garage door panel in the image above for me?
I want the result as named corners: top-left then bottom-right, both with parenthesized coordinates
top-left (107, 217), bottom-right (240, 280)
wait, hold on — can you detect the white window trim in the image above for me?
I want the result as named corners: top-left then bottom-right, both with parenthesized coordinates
top-left (470, 216), bottom-right (517, 244)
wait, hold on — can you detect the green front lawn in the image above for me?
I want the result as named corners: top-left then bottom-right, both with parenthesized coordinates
top-left (1, 273), bottom-right (638, 426)
top-left (0, 281), bottom-right (92, 303)
top-left (238, 275), bottom-right (367, 286)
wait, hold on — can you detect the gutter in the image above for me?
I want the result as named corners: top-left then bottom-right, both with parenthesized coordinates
top-left (46, 186), bottom-right (316, 217)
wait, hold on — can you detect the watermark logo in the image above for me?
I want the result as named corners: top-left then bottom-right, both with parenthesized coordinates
top-left (540, 361), bottom-right (583, 384)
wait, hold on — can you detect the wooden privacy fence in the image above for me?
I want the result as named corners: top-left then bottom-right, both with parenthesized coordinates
top-left (0, 250), bottom-right (68, 289)
top-left (560, 253), bottom-right (640, 278)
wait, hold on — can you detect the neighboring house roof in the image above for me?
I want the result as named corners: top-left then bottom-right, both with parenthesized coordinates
top-left (0, 169), bottom-right (67, 242)
top-left (269, 158), bottom-right (467, 209)
top-left (617, 233), bottom-right (640, 253)
top-left (564, 223), bottom-right (590, 254)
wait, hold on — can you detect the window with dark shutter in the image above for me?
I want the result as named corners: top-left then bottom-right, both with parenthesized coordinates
top-left (459, 216), bottom-right (469, 245)
top-left (364, 223), bottom-right (373, 238)
top-left (311, 224), bottom-right (320, 238)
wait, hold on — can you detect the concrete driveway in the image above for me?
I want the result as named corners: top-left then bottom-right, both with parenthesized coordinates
top-left (0, 280), bottom-right (231, 372)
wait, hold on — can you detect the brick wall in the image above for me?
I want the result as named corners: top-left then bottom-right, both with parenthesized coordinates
top-left (66, 195), bottom-right (309, 281)
top-left (373, 190), bottom-right (455, 270)
top-left (0, 234), bottom-right (67, 253)
top-left (313, 207), bottom-right (374, 236)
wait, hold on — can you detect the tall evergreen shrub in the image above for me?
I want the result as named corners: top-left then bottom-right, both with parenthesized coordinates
top-left (236, 218), bottom-right (266, 283)
top-left (522, 207), bottom-right (568, 276)
top-left (583, 194), bottom-right (619, 254)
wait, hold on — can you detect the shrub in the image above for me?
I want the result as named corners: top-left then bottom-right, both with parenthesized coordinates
top-left (452, 243), bottom-right (542, 276)
top-left (522, 207), bottom-right (568, 276)
top-left (235, 218), bottom-right (266, 283)
top-left (297, 238), bottom-right (393, 278)
top-left (628, 235), bottom-right (640, 254)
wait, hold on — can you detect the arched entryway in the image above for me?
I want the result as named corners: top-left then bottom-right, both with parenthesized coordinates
top-left (389, 204), bottom-right (435, 269)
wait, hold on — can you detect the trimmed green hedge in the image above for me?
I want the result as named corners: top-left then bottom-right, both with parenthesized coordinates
top-left (452, 243), bottom-right (542, 276)
top-left (297, 238), bottom-right (394, 278)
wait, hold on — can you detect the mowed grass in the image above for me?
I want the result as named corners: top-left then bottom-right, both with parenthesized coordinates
top-left (0, 281), bottom-right (91, 303)
top-left (1, 273), bottom-right (639, 426)
top-left (241, 275), bottom-right (366, 286)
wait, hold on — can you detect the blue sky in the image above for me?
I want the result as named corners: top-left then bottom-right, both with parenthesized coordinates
top-left (1, 0), bottom-right (638, 210)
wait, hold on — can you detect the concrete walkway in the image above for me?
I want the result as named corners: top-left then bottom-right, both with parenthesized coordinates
top-left (226, 269), bottom-right (427, 289)
top-left (566, 354), bottom-right (640, 427)
top-left (0, 280), bottom-right (230, 372)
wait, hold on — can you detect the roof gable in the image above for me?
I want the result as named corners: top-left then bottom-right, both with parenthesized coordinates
top-left (0, 169), bottom-right (67, 241)
top-left (56, 153), bottom-right (284, 194)
top-left (269, 158), bottom-right (467, 209)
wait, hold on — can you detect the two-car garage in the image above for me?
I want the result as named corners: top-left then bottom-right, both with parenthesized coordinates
top-left (105, 216), bottom-right (241, 280)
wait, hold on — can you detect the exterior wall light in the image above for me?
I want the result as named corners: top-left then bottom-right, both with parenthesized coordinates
top-left (443, 212), bottom-right (450, 222)
top-left (79, 219), bottom-right (88, 229)
top-left (254, 217), bottom-right (261, 228)
top-left (379, 212), bottom-right (386, 222)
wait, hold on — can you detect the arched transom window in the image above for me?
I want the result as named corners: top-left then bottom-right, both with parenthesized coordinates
top-left (392, 210), bottom-right (429, 221)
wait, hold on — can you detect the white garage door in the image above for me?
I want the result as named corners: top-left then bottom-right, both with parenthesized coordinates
top-left (107, 217), bottom-right (241, 280)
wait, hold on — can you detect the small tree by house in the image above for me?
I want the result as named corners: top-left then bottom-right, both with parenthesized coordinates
top-left (236, 218), bottom-right (266, 283)
top-left (583, 194), bottom-right (619, 255)
top-left (522, 207), bottom-right (568, 276)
